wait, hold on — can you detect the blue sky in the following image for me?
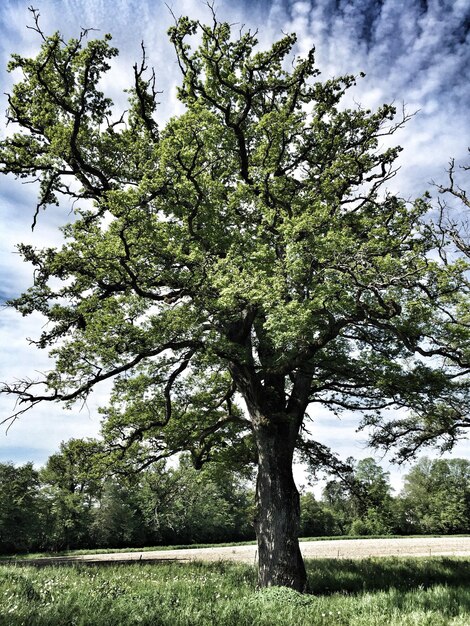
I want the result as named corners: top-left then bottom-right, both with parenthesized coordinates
top-left (1, 0), bottom-right (470, 492)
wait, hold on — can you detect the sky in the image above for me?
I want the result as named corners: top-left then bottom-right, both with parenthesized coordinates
top-left (1, 0), bottom-right (470, 493)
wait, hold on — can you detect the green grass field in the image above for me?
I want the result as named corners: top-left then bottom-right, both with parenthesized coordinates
top-left (1, 557), bottom-right (470, 625)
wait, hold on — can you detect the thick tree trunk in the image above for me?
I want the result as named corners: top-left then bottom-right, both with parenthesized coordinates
top-left (254, 421), bottom-right (307, 591)
top-left (228, 358), bottom-right (309, 591)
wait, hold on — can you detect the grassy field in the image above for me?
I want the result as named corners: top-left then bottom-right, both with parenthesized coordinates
top-left (1, 557), bottom-right (470, 625)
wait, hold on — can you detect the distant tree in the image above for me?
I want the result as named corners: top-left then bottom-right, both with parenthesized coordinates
top-left (2, 9), bottom-right (470, 589)
top-left (320, 458), bottom-right (396, 535)
top-left (138, 456), bottom-right (254, 545)
top-left (400, 457), bottom-right (470, 534)
top-left (35, 441), bottom-right (254, 550)
top-left (349, 458), bottom-right (396, 535)
top-left (299, 492), bottom-right (336, 537)
top-left (0, 462), bottom-right (43, 553)
top-left (40, 439), bottom-right (103, 550)
top-left (91, 478), bottom-right (148, 548)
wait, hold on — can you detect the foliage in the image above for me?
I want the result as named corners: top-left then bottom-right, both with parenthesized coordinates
top-left (39, 439), bottom-right (104, 551)
top-left (349, 458), bottom-right (397, 535)
top-left (1, 558), bottom-right (470, 625)
top-left (319, 457), bottom-right (398, 536)
top-left (400, 457), bottom-right (470, 534)
top-left (137, 455), bottom-right (254, 545)
top-left (90, 480), bottom-right (148, 548)
top-left (0, 463), bottom-right (43, 553)
top-left (0, 448), bottom-right (255, 555)
top-left (299, 493), bottom-right (336, 537)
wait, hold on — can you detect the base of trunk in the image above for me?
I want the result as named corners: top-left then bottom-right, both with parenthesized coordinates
top-left (257, 537), bottom-right (306, 591)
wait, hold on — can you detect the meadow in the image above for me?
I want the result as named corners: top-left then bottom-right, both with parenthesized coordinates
top-left (1, 557), bottom-right (470, 626)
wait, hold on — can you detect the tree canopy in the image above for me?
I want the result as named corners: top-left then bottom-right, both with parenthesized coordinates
top-left (2, 8), bottom-right (470, 589)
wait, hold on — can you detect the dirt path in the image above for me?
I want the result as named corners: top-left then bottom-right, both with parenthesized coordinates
top-left (7, 536), bottom-right (470, 567)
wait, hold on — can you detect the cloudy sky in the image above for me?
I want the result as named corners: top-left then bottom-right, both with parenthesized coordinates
top-left (1, 0), bottom-right (470, 490)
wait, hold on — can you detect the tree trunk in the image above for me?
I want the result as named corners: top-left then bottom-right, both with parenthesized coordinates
top-left (254, 420), bottom-right (307, 591)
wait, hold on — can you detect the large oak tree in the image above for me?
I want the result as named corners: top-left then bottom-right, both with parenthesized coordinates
top-left (2, 10), bottom-right (469, 589)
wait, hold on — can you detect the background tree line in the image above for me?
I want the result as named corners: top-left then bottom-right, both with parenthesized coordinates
top-left (2, 442), bottom-right (469, 555)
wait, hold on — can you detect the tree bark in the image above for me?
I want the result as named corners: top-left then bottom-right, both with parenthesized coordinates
top-left (228, 360), bottom-right (308, 591)
top-left (254, 419), bottom-right (307, 591)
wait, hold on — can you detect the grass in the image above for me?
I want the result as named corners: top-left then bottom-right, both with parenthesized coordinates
top-left (1, 557), bottom-right (470, 625)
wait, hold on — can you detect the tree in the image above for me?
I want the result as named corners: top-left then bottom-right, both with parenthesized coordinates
top-left (299, 492), bottom-right (336, 537)
top-left (0, 462), bottom-right (44, 553)
top-left (348, 458), bottom-right (396, 535)
top-left (400, 457), bottom-right (470, 534)
top-left (40, 439), bottom-right (104, 550)
top-left (1, 9), bottom-right (468, 589)
top-left (138, 455), bottom-right (254, 545)
top-left (91, 478), bottom-right (149, 548)
top-left (320, 458), bottom-right (396, 536)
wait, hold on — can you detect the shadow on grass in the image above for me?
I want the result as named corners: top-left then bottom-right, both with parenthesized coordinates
top-left (306, 556), bottom-right (470, 595)
top-left (2, 558), bottom-right (470, 625)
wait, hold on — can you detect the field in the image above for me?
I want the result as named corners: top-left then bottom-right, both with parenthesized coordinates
top-left (4, 535), bottom-right (469, 567)
top-left (1, 557), bottom-right (470, 625)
